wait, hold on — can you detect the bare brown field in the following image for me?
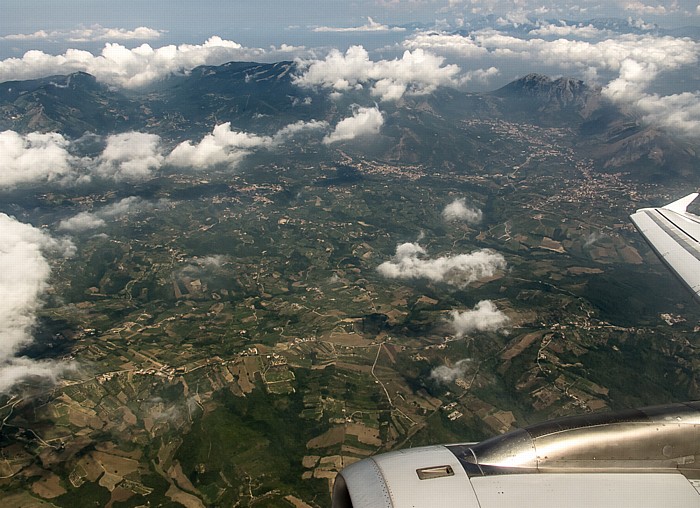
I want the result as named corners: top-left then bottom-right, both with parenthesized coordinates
top-left (307, 426), bottom-right (345, 449)
top-left (501, 332), bottom-right (545, 361)
top-left (31, 473), bottom-right (66, 499)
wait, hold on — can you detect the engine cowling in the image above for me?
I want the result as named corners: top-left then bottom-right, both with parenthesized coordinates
top-left (332, 445), bottom-right (477, 508)
top-left (332, 402), bottom-right (700, 508)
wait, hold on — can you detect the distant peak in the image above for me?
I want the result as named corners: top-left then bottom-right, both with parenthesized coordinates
top-left (510, 73), bottom-right (585, 90)
top-left (492, 73), bottom-right (599, 115)
top-left (496, 73), bottom-right (591, 98)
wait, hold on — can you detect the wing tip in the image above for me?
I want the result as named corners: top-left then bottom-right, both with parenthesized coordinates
top-left (662, 193), bottom-right (699, 214)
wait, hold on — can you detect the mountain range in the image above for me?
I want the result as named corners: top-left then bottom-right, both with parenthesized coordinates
top-left (0, 61), bottom-right (697, 178)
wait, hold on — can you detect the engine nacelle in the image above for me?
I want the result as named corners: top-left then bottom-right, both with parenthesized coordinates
top-left (332, 402), bottom-right (700, 508)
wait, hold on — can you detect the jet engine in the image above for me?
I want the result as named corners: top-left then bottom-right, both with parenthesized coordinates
top-left (332, 402), bottom-right (700, 508)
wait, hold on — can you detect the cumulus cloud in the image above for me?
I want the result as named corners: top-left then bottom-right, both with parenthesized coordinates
top-left (2, 25), bottom-right (164, 42)
top-left (403, 33), bottom-right (489, 59)
top-left (405, 31), bottom-right (698, 79)
top-left (377, 242), bottom-right (506, 288)
top-left (101, 196), bottom-right (169, 217)
top-left (622, 1), bottom-right (675, 15)
top-left (313, 17), bottom-right (406, 32)
top-left (430, 358), bottom-right (473, 384)
top-left (69, 26), bottom-right (164, 42)
top-left (0, 130), bottom-right (166, 186)
top-left (194, 255), bottom-right (229, 268)
top-left (271, 119), bottom-right (329, 143)
top-left (167, 119), bottom-right (326, 169)
top-left (404, 30), bottom-right (700, 138)
top-left (462, 66), bottom-right (500, 85)
top-left (323, 106), bottom-right (384, 144)
top-left (0, 37), bottom-right (306, 88)
top-left (449, 300), bottom-right (509, 337)
top-left (180, 255), bottom-right (231, 276)
top-left (294, 46), bottom-right (461, 101)
top-left (2, 130), bottom-right (167, 186)
top-left (57, 212), bottom-right (106, 232)
top-left (0, 130), bottom-right (77, 187)
top-left (603, 53), bottom-right (700, 137)
top-left (58, 196), bottom-right (169, 233)
top-left (442, 198), bottom-right (483, 223)
top-left (4, 119), bottom-right (328, 185)
top-left (528, 23), bottom-right (605, 38)
top-left (96, 132), bottom-right (164, 181)
top-left (0, 215), bottom-right (75, 392)
top-left (166, 123), bottom-right (261, 168)
top-left (630, 91), bottom-right (700, 137)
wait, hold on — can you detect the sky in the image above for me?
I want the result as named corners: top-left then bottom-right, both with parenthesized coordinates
top-left (2, 0), bottom-right (698, 133)
top-left (0, 0), bottom-right (699, 391)
top-left (3, 0), bottom-right (700, 59)
top-left (1, 1), bottom-right (698, 91)
top-left (3, 0), bottom-right (700, 38)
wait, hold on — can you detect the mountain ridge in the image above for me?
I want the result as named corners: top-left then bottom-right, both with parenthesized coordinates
top-left (0, 65), bottom-right (696, 177)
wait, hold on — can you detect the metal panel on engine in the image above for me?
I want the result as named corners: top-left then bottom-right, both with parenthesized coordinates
top-left (470, 473), bottom-right (700, 508)
top-left (370, 446), bottom-right (479, 508)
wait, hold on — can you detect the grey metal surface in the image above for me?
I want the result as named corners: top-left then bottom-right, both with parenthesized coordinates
top-left (332, 455), bottom-right (393, 508)
top-left (630, 193), bottom-right (700, 300)
top-left (332, 445), bottom-right (477, 508)
top-left (448, 402), bottom-right (700, 478)
top-left (333, 402), bottom-right (700, 507)
top-left (470, 472), bottom-right (700, 508)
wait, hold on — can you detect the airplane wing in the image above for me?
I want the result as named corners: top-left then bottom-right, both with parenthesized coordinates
top-left (630, 193), bottom-right (700, 300)
top-left (332, 403), bottom-right (700, 508)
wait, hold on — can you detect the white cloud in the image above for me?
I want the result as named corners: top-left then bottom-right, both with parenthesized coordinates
top-left (195, 255), bottom-right (229, 268)
top-left (406, 31), bottom-right (699, 79)
top-left (323, 107), bottom-right (384, 144)
top-left (1, 25), bottom-right (164, 42)
top-left (442, 198), bottom-right (483, 223)
top-left (57, 212), bottom-right (106, 232)
top-left (629, 91), bottom-right (700, 138)
top-left (58, 196), bottom-right (169, 233)
top-left (98, 196), bottom-right (143, 217)
top-left (462, 66), bottom-right (500, 84)
top-left (430, 358), bottom-right (473, 384)
top-left (402, 32), bottom-right (488, 58)
top-left (101, 196), bottom-right (169, 217)
top-left (294, 45), bottom-right (462, 101)
top-left (180, 255), bottom-right (231, 276)
top-left (0, 130), bottom-right (165, 187)
top-left (377, 242), bottom-right (506, 288)
top-left (449, 300), bottom-right (509, 337)
top-left (167, 123), bottom-right (263, 168)
top-left (0, 214), bottom-right (75, 393)
top-left (3, 119), bottom-right (328, 185)
top-left (70, 26), bottom-right (165, 42)
top-left (313, 17), bottom-right (406, 32)
top-left (0, 130), bottom-right (76, 187)
top-left (0, 37), bottom-right (306, 88)
top-left (622, 1), bottom-right (675, 15)
top-left (167, 119), bottom-right (326, 169)
top-left (496, 11), bottom-right (531, 26)
top-left (528, 23), bottom-right (605, 38)
top-left (97, 132), bottom-right (163, 181)
top-left (404, 30), bottom-right (700, 138)
top-left (271, 119), bottom-right (329, 143)
top-left (1, 30), bottom-right (53, 41)
top-left (626, 17), bottom-right (657, 30)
